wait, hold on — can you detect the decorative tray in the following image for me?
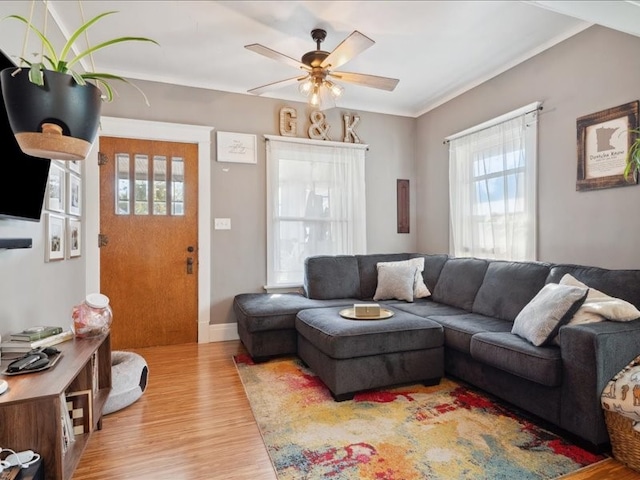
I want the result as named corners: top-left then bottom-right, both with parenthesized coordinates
top-left (1, 351), bottom-right (63, 376)
top-left (339, 307), bottom-right (394, 320)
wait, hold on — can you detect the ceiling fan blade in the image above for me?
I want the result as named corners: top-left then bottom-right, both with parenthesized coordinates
top-left (248, 75), bottom-right (308, 96)
top-left (245, 43), bottom-right (310, 72)
top-left (321, 31), bottom-right (375, 70)
top-left (329, 71), bottom-right (399, 91)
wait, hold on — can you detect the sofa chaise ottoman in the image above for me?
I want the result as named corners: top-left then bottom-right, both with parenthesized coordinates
top-left (296, 305), bottom-right (444, 400)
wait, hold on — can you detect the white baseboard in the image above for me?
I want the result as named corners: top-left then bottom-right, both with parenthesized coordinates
top-left (207, 322), bottom-right (240, 343)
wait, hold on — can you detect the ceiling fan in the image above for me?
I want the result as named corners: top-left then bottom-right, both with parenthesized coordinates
top-left (245, 29), bottom-right (399, 108)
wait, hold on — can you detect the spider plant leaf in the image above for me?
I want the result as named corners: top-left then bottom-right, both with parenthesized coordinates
top-left (69, 70), bottom-right (87, 86)
top-left (88, 78), bottom-right (115, 102)
top-left (56, 60), bottom-right (69, 74)
top-left (68, 37), bottom-right (159, 70)
top-left (3, 15), bottom-right (59, 66)
top-left (624, 160), bottom-right (637, 181)
top-left (59, 11), bottom-right (119, 63)
top-left (41, 55), bottom-right (57, 71)
top-left (82, 72), bottom-right (150, 106)
top-left (28, 63), bottom-right (44, 85)
top-left (624, 132), bottom-right (640, 180)
top-left (16, 57), bottom-right (32, 67)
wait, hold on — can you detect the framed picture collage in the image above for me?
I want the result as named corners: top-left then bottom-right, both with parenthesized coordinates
top-left (44, 159), bottom-right (82, 262)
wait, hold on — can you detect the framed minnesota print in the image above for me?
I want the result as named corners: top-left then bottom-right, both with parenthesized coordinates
top-left (45, 213), bottom-right (65, 261)
top-left (67, 172), bottom-right (82, 216)
top-left (46, 164), bottom-right (66, 212)
top-left (576, 101), bottom-right (639, 191)
top-left (67, 218), bottom-right (81, 258)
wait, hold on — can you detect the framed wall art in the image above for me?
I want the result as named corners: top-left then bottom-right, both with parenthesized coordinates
top-left (576, 100), bottom-right (639, 191)
top-left (45, 213), bottom-right (65, 261)
top-left (67, 217), bottom-right (82, 258)
top-left (46, 163), bottom-right (66, 212)
top-left (397, 179), bottom-right (410, 234)
top-left (68, 160), bottom-right (81, 173)
top-left (67, 172), bottom-right (82, 216)
top-left (216, 131), bottom-right (257, 164)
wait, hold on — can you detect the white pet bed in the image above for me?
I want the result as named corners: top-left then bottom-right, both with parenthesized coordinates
top-left (103, 351), bottom-right (148, 415)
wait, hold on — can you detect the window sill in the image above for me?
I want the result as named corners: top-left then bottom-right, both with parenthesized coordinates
top-left (263, 284), bottom-right (303, 294)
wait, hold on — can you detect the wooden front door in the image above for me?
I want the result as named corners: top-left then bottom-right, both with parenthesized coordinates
top-left (99, 136), bottom-right (199, 349)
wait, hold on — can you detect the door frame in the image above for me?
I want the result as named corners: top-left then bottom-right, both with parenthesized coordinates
top-left (85, 116), bottom-right (214, 343)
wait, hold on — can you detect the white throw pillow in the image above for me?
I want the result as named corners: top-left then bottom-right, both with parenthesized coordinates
top-left (511, 283), bottom-right (588, 346)
top-left (376, 258), bottom-right (431, 299)
top-left (373, 264), bottom-right (418, 303)
top-left (560, 274), bottom-right (640, 323)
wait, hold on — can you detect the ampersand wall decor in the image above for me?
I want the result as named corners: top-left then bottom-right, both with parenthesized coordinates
top-left (308, 111), bottom-right (331, 140)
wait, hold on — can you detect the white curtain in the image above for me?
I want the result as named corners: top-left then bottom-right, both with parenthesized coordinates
top-left (448, 107), bottom-right (538, 261)
top-left (266, 137), bottom-right (367, 287)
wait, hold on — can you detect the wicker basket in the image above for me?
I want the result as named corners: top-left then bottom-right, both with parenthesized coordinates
top-left (604, 409), bottom-right (640, 471)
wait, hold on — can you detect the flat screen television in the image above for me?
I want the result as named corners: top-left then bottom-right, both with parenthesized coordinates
top-left (0, 48), bottom-right (51, 222)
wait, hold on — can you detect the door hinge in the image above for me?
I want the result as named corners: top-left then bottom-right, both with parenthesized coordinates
top-left (98, 152), bottom-right (108, 166)
top-left (98, 234), bottom-right (109, 248)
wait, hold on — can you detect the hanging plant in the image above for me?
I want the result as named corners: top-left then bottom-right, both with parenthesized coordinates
top-left (0, 10), bottom-right (158, 160)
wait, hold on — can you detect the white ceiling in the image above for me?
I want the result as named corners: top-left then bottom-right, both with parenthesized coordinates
top-left (2, 1), bottom-right (640, 117)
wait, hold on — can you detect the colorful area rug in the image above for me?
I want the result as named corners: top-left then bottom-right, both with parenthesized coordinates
top-left (234, 354), bottom-right (606, 480)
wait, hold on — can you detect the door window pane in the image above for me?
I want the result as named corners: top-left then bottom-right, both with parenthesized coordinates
top-left (135, 154), bottom-right (149, 215)
top-left (116, 153), bottom-right (130, 215)
top-left (171, 157), bottom-right (185, 216)
top-left (153, 156), bottom-right (167, 215)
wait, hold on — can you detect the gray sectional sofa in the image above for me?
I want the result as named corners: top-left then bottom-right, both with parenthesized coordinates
top-left (233, 253), bottom-right (640, 449)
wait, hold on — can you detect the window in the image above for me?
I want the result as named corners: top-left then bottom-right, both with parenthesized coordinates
top-left (115, 152), bottom-right (185, 217)
top-left (447, 103), bottom-right (540, 261)
top-left (266, 136), bottom-right (367, 287)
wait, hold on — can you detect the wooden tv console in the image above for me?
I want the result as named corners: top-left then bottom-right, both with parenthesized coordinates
top-left (0, 334), bottom-right (112, 480)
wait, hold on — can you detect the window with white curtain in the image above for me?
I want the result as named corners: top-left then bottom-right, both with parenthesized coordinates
top-left (447, 102), bottom-right (540, 261)
top-left (265, 135), bottom-right (367, 288)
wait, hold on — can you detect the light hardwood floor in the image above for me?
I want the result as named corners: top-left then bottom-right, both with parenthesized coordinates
top-left (74, 340), bottom-right (640, 480)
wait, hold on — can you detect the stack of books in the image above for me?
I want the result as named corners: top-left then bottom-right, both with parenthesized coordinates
top-left (1, 326), bottom-right (74, 358)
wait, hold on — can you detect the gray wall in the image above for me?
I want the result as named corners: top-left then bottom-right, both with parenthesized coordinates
top-left (100, 83), bottom-right (416, 324)
top-left (416, 25), bottom-right (640, 269)
top-left (0, 212), bottom-right (85, 337)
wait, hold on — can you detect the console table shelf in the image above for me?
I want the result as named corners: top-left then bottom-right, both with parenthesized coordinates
top-left (0, 334), bottom-right (112, 480)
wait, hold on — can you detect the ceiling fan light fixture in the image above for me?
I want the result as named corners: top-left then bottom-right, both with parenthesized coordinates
top-left (309, 84), bottom-right (321, 107)
top-left (324, 80), bottom-right (344, 99)
top-left (298, 78), bottom-right (313, 96)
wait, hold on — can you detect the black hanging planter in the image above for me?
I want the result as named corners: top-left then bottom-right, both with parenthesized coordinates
top-left (1, 67), bottom-right (102, 161)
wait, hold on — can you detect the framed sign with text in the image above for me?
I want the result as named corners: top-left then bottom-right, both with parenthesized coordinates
top-left (216, 131), bottom-right (257, 164)
top-left (576, 100), bottom-right (639, 191)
